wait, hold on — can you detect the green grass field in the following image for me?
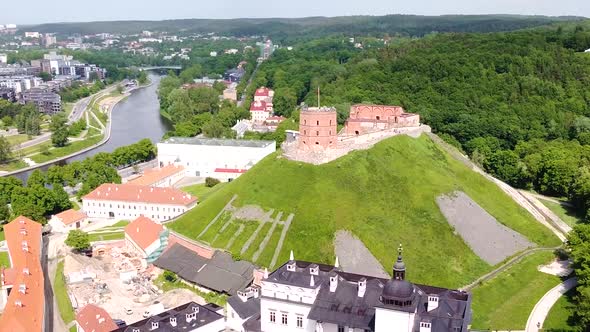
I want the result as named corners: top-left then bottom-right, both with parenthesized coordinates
top-left (0, 159), bottom-right (28, 172)
top-left (181, 183), bottom-right (226, 202)
top-left (30, 135), bottom-right (103, 163)
top-left (539, 198), bottom-right (584, 227)
top-left (5, 134), bottom-right (30, 146)
top-left (89, 232), bottom-right (125, 242)
top-left (0, 252), bottom-right (10, 267)
top-left (471, 251), bottom-right (562, 330)
top-left (169, 135), bottom-right (560, 288)
top-left (544, 289), bottom-right (578, 331)
top-left (0, 229), bottom-right (5, 241)
top-left (55, 260), bottom-right (76, 324)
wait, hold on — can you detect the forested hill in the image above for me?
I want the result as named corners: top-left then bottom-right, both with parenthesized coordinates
top-left (245, 23), bottom-right (590, 219)
top-left (28, 15), bottom-right (583, 41)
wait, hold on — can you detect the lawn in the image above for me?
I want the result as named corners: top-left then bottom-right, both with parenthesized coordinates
top-left (0, 160), bottom-right (28, 172)
top-left (30, 135), bottom-right (103, 163)
top-left (170, 135), bottom-right (560, 289)
top-left (539, 198), bottom-right (584, 227)
top-left (71, 200), bottom-right (81, 210)
top-left (55, 260), bottom-right (76, 324)
top-left (0, 251), bottom-right (10, 267)
top-left (5, 134), bottom-right (30, 146)
top-left (228, 220), bottom-right (259, 254)
top-left (181, 183), bottom-right (226, 202)
top-left (0, 230), bottom-right (4, 241)
top-left (89, 232), bottom-right (124, 242)
top-left (470, 251), bottom-right (562, 330)
top-left (257, 224), bottom-right (284, 267)
top-left (63, 103), bottom-right (74, 117)
top-left (544, 289), bottom-right (579, 331)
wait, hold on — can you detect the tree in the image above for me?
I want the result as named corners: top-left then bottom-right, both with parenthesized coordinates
top-left (205, 177), bottom-right (221, 187)
top-left (163, 270), bottom-right (177, 282)
top-left (0, 204), bottom-right (9, 223)
top-left (10, 186), bottom-right (51, 222)
top-left (52, 183), bottom-right (72, 212)
top-left (1, 115), bottom-right (13, 128)
top-left (27, 170), bottom-right (46, 188)
top-left (38, 72), bottom-right (52, 82)
top-left (0, 136), bottom-right (12, 163)
top-left (88, 71), bottom-right (100, 82)
top-left (137, 71), bottom-right (148, 85)
top-left (50, 113), bottom-right (69, 147)
top-left (116, 85), bottom-right (124, 94)
top-left (65, 229), bottom-right (90, 251)
top-left (15, 104), bottom-right (41, 136)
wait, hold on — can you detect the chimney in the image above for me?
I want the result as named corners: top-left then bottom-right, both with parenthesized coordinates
top-left (15, 300), bottom-right (22, 307)
top-left (357, 278), bottom-right (366, 297)
top-left (329, 274), bottom-right (338, 292)
top-left (98, 317), bottom-right (105, 324)
top-left (427, 295), bottom-right (439, 312)
top-left (253, 287), bottom-right (260, 298)
top-left (22, 268), bottom-right (30, 275)
top-left (309, 264), bottom-right (319, 276)
top-left (419, 321), bottom-right (432, 332)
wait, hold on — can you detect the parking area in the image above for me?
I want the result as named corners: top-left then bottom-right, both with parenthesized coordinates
top-left (63, 242), bottom-right (204, 324)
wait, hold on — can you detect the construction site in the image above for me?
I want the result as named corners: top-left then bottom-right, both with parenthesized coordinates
top-left (62, 241), bottom-right (204, 324)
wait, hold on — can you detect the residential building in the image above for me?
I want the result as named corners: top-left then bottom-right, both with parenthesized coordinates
top-left (127, 164), bottom-right (185, 187)
top-left (111, 301), bottom-right (225, 332)
top-left (0, 75), bottom-right (41, 93)
top-left (0, 87), bottom-right (16, 102)
top-left (344, 104), bottom-right (420, 135)
top-left (0, 53), bottom-right (7, 64)
top-left (124, 216), bottom-right (169, 263)
top-left (226, 287), bottom-right (261, 332)
top-left (226, 248), bottom-right (471, 332)
top-left (298, 106), bottom-right (338, 150)
top-left (157, 137), bottom-right (276, 180)
top-left (21, 89), bottom-right (62, 114)
top-left (75, 304), bottom-right (118, 332)
top-left (249, 100), bottom-right (271, 123)
top-left (154, 244), bottom-right (255, 294)
top-left (210, 51), bottom-right (218, 57)
top-left (0, 216), bottom-right (45, 332)
top-left (82, 183), bottom-right (198, 223)
top-left (44, 33), bottom-right (57, 47)
top-left (24, 32), bottom-right (40, 39)
top-left (49, 209), bottom-right (88, 233)
top-left (253, 87), bottom-right (274, 104)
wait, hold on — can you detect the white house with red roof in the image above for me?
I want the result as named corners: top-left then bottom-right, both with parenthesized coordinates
top-left (82, 183), bottom-right (198, 223)
top-left (124, 215), bottom-right (169, 263)
top-left (253, 86), bottom-right (274, 103)
top-left (49, 209), bottom-right (88, 233)
top-left (249, 100), bottom-right (271, 123)
top-left (76, 304), bottom-right (117, 332)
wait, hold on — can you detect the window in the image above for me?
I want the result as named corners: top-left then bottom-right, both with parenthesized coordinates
top-left (269, 311), bottom-right (276, 323)
top-left (281, 313), bottom-right (288, 325)
top-left (316, 131), bottom-right (319, 136)
top-left (296, 315), bottom-right (303, 328)
top-left (304, 130), bottom-right (306, 135)
top-left (304, 120), bottom-right (306, 125)
top-left (338, 326), bottom-right (345, 332)
top-left (316, 120), bottom-right (319, 125)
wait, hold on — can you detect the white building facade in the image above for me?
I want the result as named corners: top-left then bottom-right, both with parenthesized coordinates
top-left (82, 183), bottom-right (197, 223)
top-left (157, 138), bottom-right (276, 180)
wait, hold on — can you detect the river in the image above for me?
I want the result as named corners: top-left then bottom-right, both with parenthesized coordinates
top-left (15, 74), bottom-right (171, 182)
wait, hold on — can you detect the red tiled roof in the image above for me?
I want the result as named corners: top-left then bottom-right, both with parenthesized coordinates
top-left (214, 168), bottom-right (247, 174)
top-left (1, 268), bottom-right (16, 286)
top-left (83, 183), bottom-right (197, 207)
top-left (249, 100), bottom-right (267, 112)
top-left (254, 87), bottom-right (271, 97)
top-left (0, 216), bottom-right (44, 332)
top-left (124, 216), bottom-right (164, 251)
top-left (54, 209), bottom-right (87, 226)
top-left (76, 304), bottom-right (117, 332)
top-left (128, 165), bottom-right (185, 187)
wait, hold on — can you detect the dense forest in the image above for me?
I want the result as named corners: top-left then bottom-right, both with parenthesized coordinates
top-left (27, 15), bottom-right (583, 42)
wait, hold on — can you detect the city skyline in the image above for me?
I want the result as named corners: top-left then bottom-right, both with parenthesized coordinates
top-left (0, 0), bottom-right (588, 25)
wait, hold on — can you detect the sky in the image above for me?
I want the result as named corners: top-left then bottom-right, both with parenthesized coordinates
top-left (1, 0), bottom-right (589, 25)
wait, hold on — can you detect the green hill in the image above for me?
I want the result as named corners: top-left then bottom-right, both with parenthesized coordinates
top-left (169, 135), bottom-right (559, 288)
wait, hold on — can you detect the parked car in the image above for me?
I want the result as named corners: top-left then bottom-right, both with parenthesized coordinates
top-left (113, 319), bottom-right (126, 327)
top-left (75, 248), bottom-right (93, 257)
top-left (124, 308), bottom-right (133, 315)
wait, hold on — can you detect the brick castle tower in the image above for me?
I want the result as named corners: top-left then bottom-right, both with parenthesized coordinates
top-left (298, 105), bottom-right (337, 150)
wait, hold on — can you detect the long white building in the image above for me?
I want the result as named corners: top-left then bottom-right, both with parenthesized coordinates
top-left (226, 248), bottom-right (472, 332)
top-left (82, 183), bottom-right (198, 222)
top-left (157, 137), bottom-right (276, 181)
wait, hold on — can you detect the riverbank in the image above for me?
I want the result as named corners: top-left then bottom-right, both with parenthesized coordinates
top-left (0, 84), bottom-right (144, 178)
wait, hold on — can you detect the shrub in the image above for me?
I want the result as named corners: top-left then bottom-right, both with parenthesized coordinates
top-left (205, 177), bottom-right (221, 187)
top-left (163, 270), bottom-right (178, 282)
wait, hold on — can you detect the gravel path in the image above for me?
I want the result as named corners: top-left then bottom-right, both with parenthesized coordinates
top-left (270, 214), bottom-right (294, 269)
top-left (437, 191), bottom-right (534, 265)
top-left (334, 230), bottom-right (390, 279)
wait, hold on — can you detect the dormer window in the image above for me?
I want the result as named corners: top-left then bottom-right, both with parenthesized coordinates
top-left (170, 317), bottom-right (177, 326)
top-left (420, 322), bottom-right (431, 328)
top-left (18, 284), bottom-right (26, 294)
top-left (192, 306), bottom-right (199, 313)
top-left (309, 265), bottom-right (319, 275)
top-left (133, 329), bottom-right (139, 332)
top-left (287, 261), bottom-right (296, 272)
top-left (22, 268), bottom-right (30, 275)
top-left (151, 321), bottom-right (159, 330)
top-left (428, 296), bottom-right (438, 302)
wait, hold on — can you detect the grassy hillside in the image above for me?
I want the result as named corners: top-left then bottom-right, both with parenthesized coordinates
top-left (169, 135), bottom-right (559, 288)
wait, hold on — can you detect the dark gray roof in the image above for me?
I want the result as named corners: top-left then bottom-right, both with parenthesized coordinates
top-left (266, 260), bottom-right (471, 332)
top-left (227, 295), bottom-right (261, 319)
top-left (111, 301), bottom-right (223, 332)
top-left (243, 313), bottom-right (261, 332)
top-left (154, 244), bottom-right (255, 294)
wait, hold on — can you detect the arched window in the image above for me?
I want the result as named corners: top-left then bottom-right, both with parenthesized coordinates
top-left (304, 119), bottom-right (306, 125)
top-left (317, 120), bottom-right (319, 125)
top-left (316, 131), bottom-right (319, 136)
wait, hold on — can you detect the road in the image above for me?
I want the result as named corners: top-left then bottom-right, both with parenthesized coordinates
top-left (526, 277), bottom-right (578, 331)
top-left (14, 83), bottom-right (121, 152)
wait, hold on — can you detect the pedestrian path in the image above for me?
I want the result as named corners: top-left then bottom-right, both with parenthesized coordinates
top-left (525, 277), bottom-right (578, 332)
